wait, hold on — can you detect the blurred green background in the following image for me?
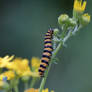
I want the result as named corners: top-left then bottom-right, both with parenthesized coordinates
top-left (0, 0), bottom-right (92, 92)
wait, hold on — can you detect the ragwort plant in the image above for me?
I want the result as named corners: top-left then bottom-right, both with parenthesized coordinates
top-left (39, 0), bottom-right (90, 92)
top-left (0, 0), bottom-right (90, 92)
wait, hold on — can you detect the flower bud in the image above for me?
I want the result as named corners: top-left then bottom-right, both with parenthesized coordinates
top-left (68, 18), bottom-right (76, 26)
top-left (53, 28), bottom-right (59, 36)
top-left (58, 14), bottom-right (69, 25)
top-left (80, 13), bottom-right (91, 26)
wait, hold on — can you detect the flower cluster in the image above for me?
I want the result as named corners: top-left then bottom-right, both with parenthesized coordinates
top-left (25, 88), bottom-right (54, 92)
top-left (58, 0), bottom-right (90, 30)
top-left (73, 0), bottom-right (90, 25)
top-left (39, 0), bottom-right (90, 92)
top-left (0, 56), bottom-right (41, 91)
top-left (55, 0), bottom-right (90, 47)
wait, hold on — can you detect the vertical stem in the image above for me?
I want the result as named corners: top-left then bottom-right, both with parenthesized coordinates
top-left (0, 68), bottom-right (2, 73)
top-left (30, 78), bottom-right (37, 88)
top-left (14, 85), bottom-right (19, 92)
top-left (13, 77), bottom-right (19, 92)
top-left (39, 42), bottom-right (63, 92)
top-left (39, 25), bottom-right (79, 92)
top-left (24, 82), bottom-right (28, 90)
top-left (10, 90), bottom-right (12, 92)
top-left (9, 80), bottom-right (13, 92)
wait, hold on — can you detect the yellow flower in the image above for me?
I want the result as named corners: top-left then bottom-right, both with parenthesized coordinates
top-left (74, 0), bottom-right (86, 12)
top-left (31, 57), bottom-right (40, 72)
top-left (0, 75), bottom-right (5, 81)
top-left (0, 71), bottom-right (15, 80)
top-left (6, 57), bottom-right (40, 77)
top-left (31, 57), bottom-right (40, 68)
top-left (0, 55), bottom-right (14, 68)
top-left (24, 88), bottom-right (54, 92)
top-left (82, 13), bottom-right (91, 23)
top-left (42, 88), bottom-right (49, 92)
top-left (7, 58), bottom-right (32, 77)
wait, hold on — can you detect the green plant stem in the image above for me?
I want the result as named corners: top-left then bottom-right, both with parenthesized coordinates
top-left (10, 90), bottom-right (12, 92)
top-left (39, 42), bottom-right (63, 92)
top-left (39, 25), bottom-right (80, 92)
top-left (13, 78), bottom-right (19, 92)
top-left (14, 85), bottom-right (19, 92)
top-left (0, 68), bottom-right (2, 73)
top-left (24, 82), bottom-right (28, 90)
top-left (8, 80), bottom-right (13, 92)
top-left (30, 77), bottom-right (37, 88)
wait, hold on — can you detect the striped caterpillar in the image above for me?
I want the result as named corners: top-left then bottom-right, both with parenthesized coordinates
top-left (38, 29), bottom-right (53, 77)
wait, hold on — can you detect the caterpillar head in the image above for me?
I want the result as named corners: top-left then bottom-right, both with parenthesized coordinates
top-left (48, 28), bottom-right (53, 34)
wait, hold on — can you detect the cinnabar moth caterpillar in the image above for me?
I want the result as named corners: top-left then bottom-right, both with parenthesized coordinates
top-left (38, 29), bottom-right (53, 77)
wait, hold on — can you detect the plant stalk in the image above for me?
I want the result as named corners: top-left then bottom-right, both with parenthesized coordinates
top-left (30, 77), bottom-right (37, 88)
top-left (24, 82), bottom-right (28, 90)
top-left (14, 85), bottom-right (19, 92)
top-left (39, 25), bottom-right (80, 92)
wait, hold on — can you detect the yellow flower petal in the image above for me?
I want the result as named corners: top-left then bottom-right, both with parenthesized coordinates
top-left (24, 88), bottom-right (54, 92)
top-left (31, 57), bottom-right (41, 68)
top-left (0, 71), bottom-right (15, 80)
top-left (0, 55), bottom-right (14, 68)
top-left (51, 90), bottom-right (54, 92)
top-left (6, 58), bottom-right (31, 77)
top-left (74, 0), bottom-right (86, 12)
top-left (0, 75), bottom-right (4, 81)
top-left (24, 88), bottom-right (36, 92)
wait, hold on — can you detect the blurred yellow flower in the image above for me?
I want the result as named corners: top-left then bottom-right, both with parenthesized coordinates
top-left (7, 58), bottom-right (32, 77)
top-left (0, 75), bottom-right (5, 81)
top-left (74, 0), bottom-right (86, 12)
top-left (24, 88), bottom-right (54, 92)
top-left (42, 88), bottom-right (49, 92)
top-left (6, 57), bottom-right (40, 77)
top-left (31, 57), bottom-right (40, 68)
top-left (31, 57), bottom-right (40, 72)
top-left (0, 55), bottom-right (14, 68)
top-left (0, 71), bottom-right (15, 80)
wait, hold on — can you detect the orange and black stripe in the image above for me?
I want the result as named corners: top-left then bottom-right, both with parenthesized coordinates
top-left (38, 29), bottom-right (53, 77)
